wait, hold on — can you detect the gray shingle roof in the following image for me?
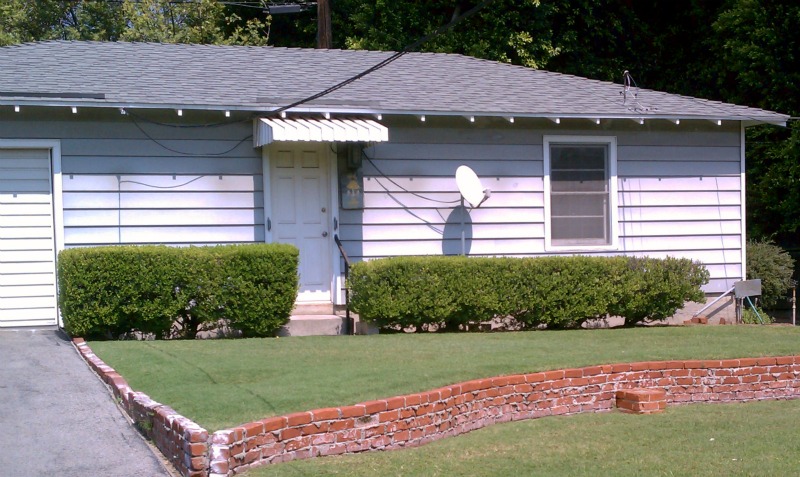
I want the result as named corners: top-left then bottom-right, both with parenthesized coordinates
top-left (0, 41), bottom-right (787, 123)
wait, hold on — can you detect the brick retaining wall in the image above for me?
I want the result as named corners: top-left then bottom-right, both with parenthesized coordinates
top-left (73, 338), bottom-right (208, 477)
top-left (72, 338), bottom-right (800, 477)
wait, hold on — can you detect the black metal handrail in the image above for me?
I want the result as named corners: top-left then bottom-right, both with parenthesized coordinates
top-left (333, 234), bottom-right (354, 335)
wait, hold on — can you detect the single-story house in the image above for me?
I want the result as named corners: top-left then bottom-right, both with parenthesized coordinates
top-left (0, 41), bottom-right (788, 329)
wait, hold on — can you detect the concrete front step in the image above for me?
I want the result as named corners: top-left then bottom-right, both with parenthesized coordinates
top-left (292, 303), bottom-right (335, 315)
top-left (279, 315), bottom-right (346, 336)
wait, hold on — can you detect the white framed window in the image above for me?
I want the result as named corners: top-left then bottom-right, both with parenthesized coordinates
top-left (543, 136), bottom-right (618, 251)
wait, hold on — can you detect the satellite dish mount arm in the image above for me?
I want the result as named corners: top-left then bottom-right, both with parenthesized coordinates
top-left (455, 165), bottom-right (491, 256)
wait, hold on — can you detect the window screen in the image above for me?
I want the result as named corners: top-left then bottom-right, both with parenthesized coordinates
top-left (549, 144), bottom-right (610, 246)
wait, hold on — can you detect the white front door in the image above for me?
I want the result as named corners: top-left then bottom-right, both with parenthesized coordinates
top-left (269, 144), bottom-right (333, 303)
top-left (0, 148), bottom-right (59, 327)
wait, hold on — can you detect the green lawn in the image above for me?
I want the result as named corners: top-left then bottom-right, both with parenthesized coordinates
top-left (89, 326), bottom-right (800, 431)
top-left (251, 399), bottom-right (800, 477)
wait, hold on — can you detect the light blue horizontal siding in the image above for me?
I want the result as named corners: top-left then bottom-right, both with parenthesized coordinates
top-left (2, 117), bottom-right (264, 247)
top-left (62, 190), bottom-right (264, 209)
top-left (60, 138), bottom-right (255, 157)
top-left (64, 156), bottom-right (261, 175)
top-left (2, 115), bottom-right (745, 293)
top-left (340, 120), bottom-right (744, 293)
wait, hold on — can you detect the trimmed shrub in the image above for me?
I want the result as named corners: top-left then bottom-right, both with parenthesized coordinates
top-left (500, 256), bottom-right (630, 329)
top-left (345, 256), bottom-right (498, 331)
top-left (746, 240), bottom-right (796, 309)
top-left (58, 244), bottom-right (299, 339)
top-left (211, 245), bottom-right (300, 337)
top-left (58, 246), bottom-right (183, 339)
top-left (609, 257), bottom-right (709, 326)
top-left (349, 255), bottom-right (709, 331)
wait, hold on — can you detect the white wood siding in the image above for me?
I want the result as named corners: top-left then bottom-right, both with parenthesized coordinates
top-left (0, 148), bottom-right (58, 327)
top-left (339, 120), bottom-right (744, 293)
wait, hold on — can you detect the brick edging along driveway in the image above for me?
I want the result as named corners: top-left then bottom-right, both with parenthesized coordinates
top-left (73, 338), bottom-right (800, 477)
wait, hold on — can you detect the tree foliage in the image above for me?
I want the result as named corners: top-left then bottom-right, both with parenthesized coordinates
top-left (747, 240), bottom-right (796, 309)
top-left (710, 1), bottom-right (800, 246)
top-left (0, 0), bottom-right (270, 46)
top-left (319, 0), bottom-right (638, 79)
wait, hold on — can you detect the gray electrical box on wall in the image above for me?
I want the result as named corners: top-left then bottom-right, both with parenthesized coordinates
top-left (734, 279), bottom-right (762, 298)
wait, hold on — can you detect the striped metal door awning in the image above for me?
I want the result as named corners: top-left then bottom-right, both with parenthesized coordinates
top-left (254, 118), bottom-right (389, 146)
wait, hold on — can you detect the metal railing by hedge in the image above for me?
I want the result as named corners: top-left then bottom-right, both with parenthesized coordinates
top-left (349, 256), bottom-right (709, 330)
top-left (58, 244), bottom-right (299, 339)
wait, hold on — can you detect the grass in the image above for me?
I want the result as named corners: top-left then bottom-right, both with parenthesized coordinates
top-left (250, 399), bottom-right (800, 477)
top-left (88, 326), bottom-right (800, 431)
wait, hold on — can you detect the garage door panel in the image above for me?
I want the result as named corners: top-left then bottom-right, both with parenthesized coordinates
top-left (0, 307), bottom-right (57, 322)
top-left (1, 202), bottom-right (54, 215)
top-left (0, 180), bottom-right (51, 193)
top-left (0, 226), bottom-right (54, 239)
top-left (0, 250), bottom-right (55, 263)
top-left (0, 149), bottom-right (50, 160)
top-left (0, 262), bottom-right (57, 274)
top-left (0, 295), bottom-right (57, 310)
top-left (0, 284), bottom-right (56, 298)
top-left (0, 193), bottom-right (52, 204)
top-left (0, 238), bottom-right (55, 251)
top-left (0, 272), bottom-right (55, 286)
top-left (0, 215), bottom-right (55, 228)
top-left (0, 169), bottom-right (51, 181)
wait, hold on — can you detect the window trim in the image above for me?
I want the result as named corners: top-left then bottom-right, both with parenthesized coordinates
top-left (543, 135), bottom-right (618, 251)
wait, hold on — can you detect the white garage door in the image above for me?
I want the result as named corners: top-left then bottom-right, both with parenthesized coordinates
top-left (0, 148), bottom-right (58, 327)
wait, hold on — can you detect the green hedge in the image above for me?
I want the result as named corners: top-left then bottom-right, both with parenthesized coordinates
top-left (58, 244), bottom-right (299, 339)
top-left (349, 255), bottom-right (708, 331)
top-left (609, 257), bottom-right (710, 327)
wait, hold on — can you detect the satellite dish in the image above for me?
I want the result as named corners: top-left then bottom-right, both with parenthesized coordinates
top-left (456, 165), bottom-right (491, 208)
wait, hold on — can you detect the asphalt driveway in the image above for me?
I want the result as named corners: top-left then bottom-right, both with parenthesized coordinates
top-left (0, 329), bottom-right (171, 477)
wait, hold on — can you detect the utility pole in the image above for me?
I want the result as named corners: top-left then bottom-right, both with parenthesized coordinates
top-left (317, 0), bottom-right (332, 48)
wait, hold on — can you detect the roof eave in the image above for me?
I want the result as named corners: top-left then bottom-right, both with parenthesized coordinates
top-left (0, 99), bottom-right (788, 126)
top-left (742, 119), bottom-right (787, 128)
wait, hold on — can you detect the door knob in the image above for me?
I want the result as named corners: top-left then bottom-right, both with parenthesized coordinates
top-left (322, 231), bottom-right (328, 237)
